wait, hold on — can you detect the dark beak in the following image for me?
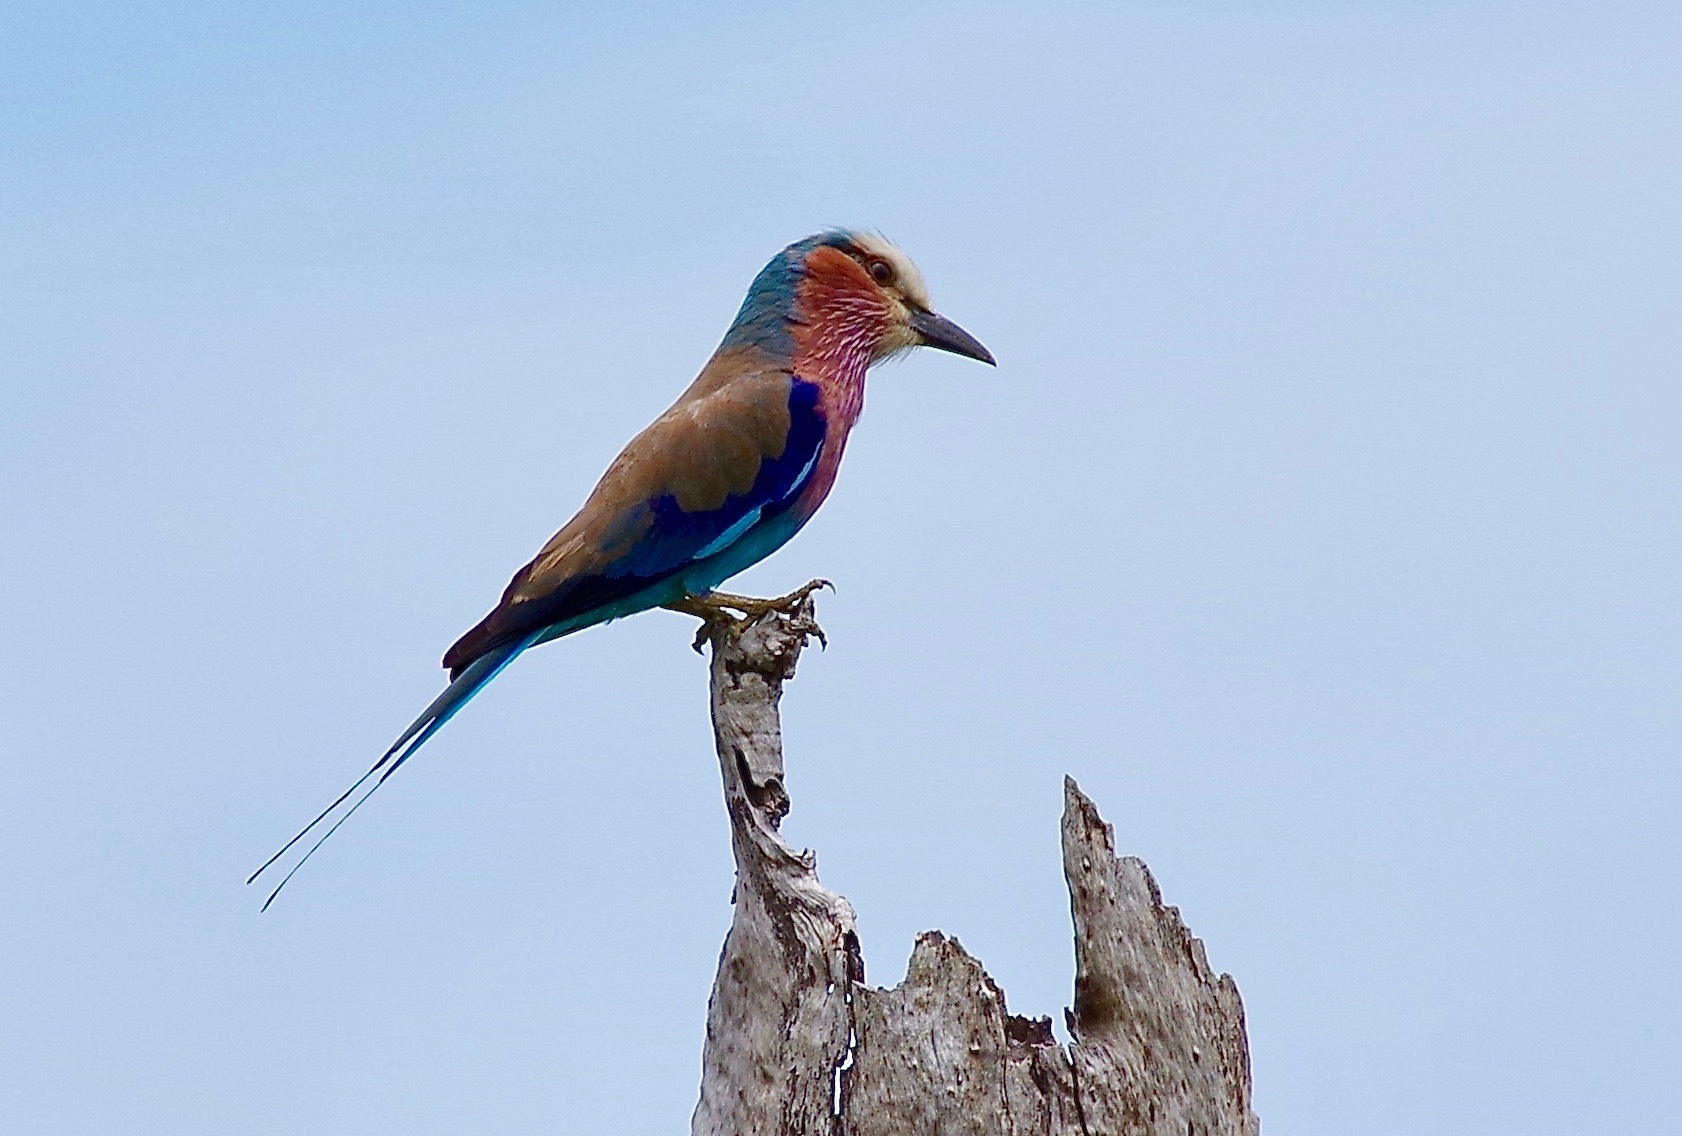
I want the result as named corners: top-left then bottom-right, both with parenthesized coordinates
top-left (909, 309), bottom-right (996, 366)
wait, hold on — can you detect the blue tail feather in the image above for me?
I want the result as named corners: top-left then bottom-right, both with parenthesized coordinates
top-left (380, 629), bottom-right (539, 780)
top-left (248, 631), bottom-right (540, 910)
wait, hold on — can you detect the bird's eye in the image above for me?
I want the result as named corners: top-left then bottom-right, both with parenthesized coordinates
top-left (868, 258), bottom-right (894, 285)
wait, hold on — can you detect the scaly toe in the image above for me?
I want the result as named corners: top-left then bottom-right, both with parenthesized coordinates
top-left (666, 580), bottom-right (831, 647)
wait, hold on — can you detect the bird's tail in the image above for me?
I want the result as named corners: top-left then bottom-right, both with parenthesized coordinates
top-left (247, 630), bottom-right (540, 910)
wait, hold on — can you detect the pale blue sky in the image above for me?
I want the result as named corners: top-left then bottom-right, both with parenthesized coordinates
top-left (3, 2), bottom-right (1679, 1132)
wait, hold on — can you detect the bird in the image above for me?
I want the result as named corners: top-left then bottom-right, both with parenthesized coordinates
top-left (249, 230), bottom-right (994, 907)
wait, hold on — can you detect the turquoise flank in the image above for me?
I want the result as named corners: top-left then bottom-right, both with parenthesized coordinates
top-left (680, 507), bottom-right (810, 595)
top-left (529, 509), bottom-right (812, 649)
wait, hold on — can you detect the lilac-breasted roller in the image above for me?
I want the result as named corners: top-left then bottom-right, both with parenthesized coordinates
top-left (250, 231), bottom-right (993, 905)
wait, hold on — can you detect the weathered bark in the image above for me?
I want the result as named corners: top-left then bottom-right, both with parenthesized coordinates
top-left (690, 593), bottom-right (860, 1136)
top-left (843, 932), bottom-right (1083, 1136)
top-left (1061, 785), bottom-right (1257, 1136)
top-left (691, 597), bottom-right (1259, 1136)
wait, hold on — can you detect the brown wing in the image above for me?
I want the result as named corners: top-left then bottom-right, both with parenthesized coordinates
top-left (442, 357), bottom-right (809, 674)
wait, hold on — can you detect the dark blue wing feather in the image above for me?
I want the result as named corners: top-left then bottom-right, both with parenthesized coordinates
top-left (606, 380), bottom-right (824, 576)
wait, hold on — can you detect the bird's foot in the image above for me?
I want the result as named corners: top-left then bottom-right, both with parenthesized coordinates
top-left (664, 579), bottom-right (833, 652)
top-left (663, 594), bottom-right (736, 652)
top-left (706, 578), bottom-right (834, 619)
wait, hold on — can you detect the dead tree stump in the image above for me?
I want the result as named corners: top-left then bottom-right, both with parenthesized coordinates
top-left (688, 594), bottom-right (1259, 1136)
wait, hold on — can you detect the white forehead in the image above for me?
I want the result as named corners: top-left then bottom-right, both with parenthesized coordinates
top-left (850, 231), bottom-right (932, 309)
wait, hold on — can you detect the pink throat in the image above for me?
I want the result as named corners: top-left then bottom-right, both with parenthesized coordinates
top-left (793, 303), bottom-right (882, 427)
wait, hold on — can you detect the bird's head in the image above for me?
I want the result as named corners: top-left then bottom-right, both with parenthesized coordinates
top-left (724, 230), bottom-right (995, 368)
top-left (821, 232), bottom-right (996, 366)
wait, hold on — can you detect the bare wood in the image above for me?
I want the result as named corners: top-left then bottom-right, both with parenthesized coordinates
top-left (690, 593), bottom-right (860, 1136)
top-left (690, 595), bottom-right (1258, 1136)
top-left (1062, 777), bottom-right (1260, 1136)
top-left (845, 931), bottom-right (1083, 1136)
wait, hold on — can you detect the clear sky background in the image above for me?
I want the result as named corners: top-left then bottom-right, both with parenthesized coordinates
top-left (3, 2), bottom-right (1678, 1132)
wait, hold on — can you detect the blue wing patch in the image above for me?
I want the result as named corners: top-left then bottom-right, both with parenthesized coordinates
top-left (604, 377), bottom-right (825, 578)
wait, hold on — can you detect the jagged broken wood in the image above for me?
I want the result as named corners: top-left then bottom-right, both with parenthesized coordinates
top-left (688, 591), bottom-right (1259, 1136)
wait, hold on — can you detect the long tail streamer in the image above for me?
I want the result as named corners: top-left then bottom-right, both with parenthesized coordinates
top-left (247, 632), bottom-right (540, 910)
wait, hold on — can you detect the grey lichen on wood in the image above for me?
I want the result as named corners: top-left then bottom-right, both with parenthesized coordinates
top-left (689, 595), bottom-right (1259, 1136)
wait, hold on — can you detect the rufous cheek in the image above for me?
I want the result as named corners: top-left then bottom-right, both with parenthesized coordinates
top-left (795, 247), bottom-right (893, 343)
